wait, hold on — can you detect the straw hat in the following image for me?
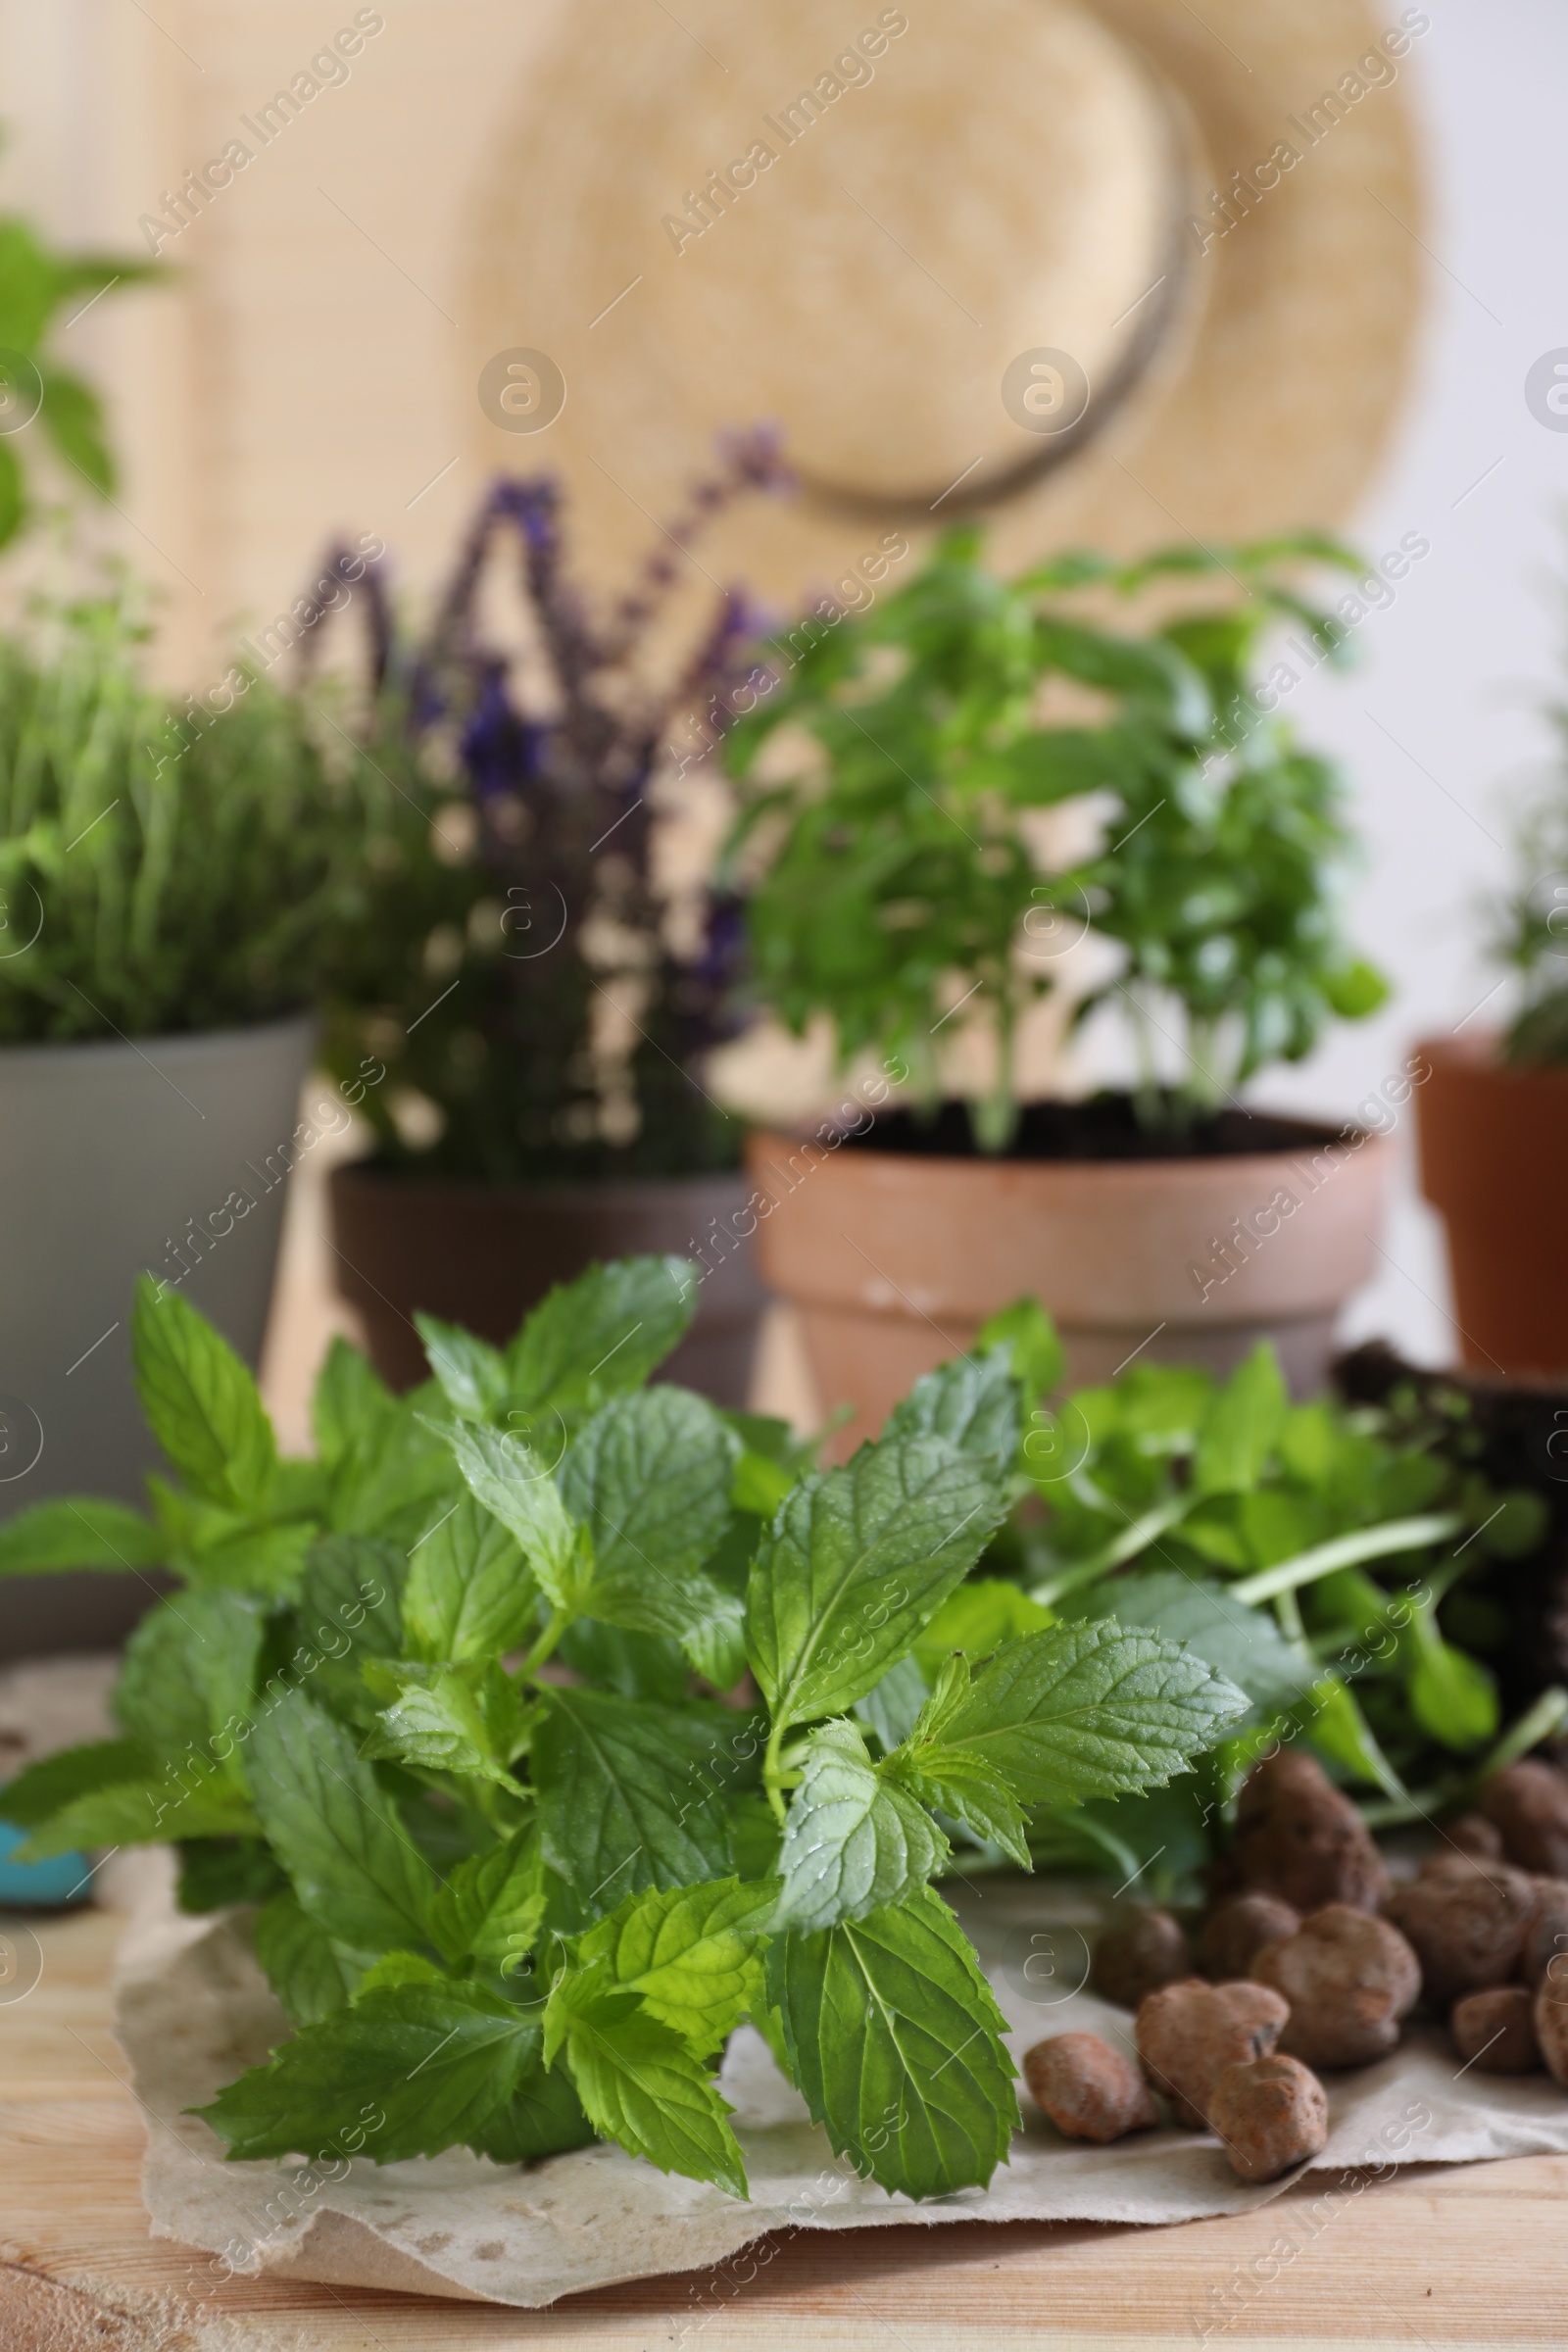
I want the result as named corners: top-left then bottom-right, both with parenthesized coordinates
top-left (466, 0), bottom-right (1424, 596)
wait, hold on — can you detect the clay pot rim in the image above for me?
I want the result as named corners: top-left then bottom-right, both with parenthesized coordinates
top-left (748, 1118), bottom-right (1391, 1190)
top-left (0, 1008), bottom-right (316, 1067)
top-left (329, 1158), bottom-right (750, 1212)
top-left (1415, 1032), bottom-right (1568, 1086)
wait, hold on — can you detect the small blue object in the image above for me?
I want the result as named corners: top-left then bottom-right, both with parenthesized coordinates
top-left (0, 1810), bottom-right (90, 1907)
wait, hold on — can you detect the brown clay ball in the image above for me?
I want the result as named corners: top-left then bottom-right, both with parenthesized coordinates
top-left (1481, 1759), bottom-right (1568, 1878)
top-left (1226, 1749), bottom-right (1390, 1913)
top-left (1253, 1903), bottom-right (1420, 2069)
top-left (1451, 1984), bottom-right (1542, 2075)
top-left (1535, 1969), bottom-right (1568, 2085)
top-left (1135, 1977), bottom-right (1289, 2130)
top-left (1199, 1892), bottom-right (1300, 1982)
top-left (1022, 2031), bottom-right (1160, 2143)
top-left (1446, 1812), bottom-right (1504, 1860)
top-left (1090, 1908), bottom-right (1193, 2011)
top-left (1521, 1878), bottom-right (1568, 1989)
top-left (1385, 1852), bottom-right (1537, 2009)
top-left (1207, 2053), bottom-right (1329, 2183)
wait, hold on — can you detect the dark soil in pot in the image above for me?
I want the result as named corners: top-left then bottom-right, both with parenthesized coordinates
top-left (837, 1094), bottom-right (1345, 1162)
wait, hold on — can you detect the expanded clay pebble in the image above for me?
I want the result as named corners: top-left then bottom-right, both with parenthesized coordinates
top-left (1252, 1904), bottom-right (1420, 2068)
top-left (1447, 1813), bottom-right (1504, 1859)
top-left (1207, 2053), bottom-right (1329, 2183)
top-left (1090, 1908), bottom-right (1193, 2011)
top-left (1199, 1892), bottom-right (1299, 1982)
top-left (1385, 1851), bottom-right (1537, 2008)
top-left (1224, 1750), bottom-right (1390, 1913)
top-left (1021, 2032), bottom-right (1160, 2144)
top-left (1481, 1760), bottom-right (1568, 1878)
top-left (1536, 1968), bottom-right (1568, 2085)
top-left (1135, 1978), bottom-right (1289, 2130)
top-left (1451, 1984), bottom-right (1541, 2075)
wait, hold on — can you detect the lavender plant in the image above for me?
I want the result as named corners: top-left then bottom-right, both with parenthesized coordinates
top-left (310, 437), bottom-right (787, 1182)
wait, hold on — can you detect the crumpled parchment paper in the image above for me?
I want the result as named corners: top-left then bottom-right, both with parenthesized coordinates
top-left (112, 1873), bottom-right (1568, 2309)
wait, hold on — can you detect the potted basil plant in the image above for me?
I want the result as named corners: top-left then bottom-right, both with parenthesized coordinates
top-left (722, 529), bottom-right (1392, 1444)
top-left (0, 589), bottom-right (391, 1658)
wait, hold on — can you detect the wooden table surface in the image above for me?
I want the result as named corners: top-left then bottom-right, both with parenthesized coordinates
top-left (4, 1904), bottom-right (1567, 2352)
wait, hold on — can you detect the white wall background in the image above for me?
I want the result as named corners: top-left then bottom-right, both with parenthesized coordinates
top-left (1242, 0), bottom-right (1568, 1366)
top-left (0, 0), bottom-right (1562, 1378)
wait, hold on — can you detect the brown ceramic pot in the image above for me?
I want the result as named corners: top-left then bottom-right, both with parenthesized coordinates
top-left (328, 1163), bottom-right (768, 1405)
top-left (748, 1112), bottom-right (1391, 1451)
top-left (1415, 1035), bottom-right (1568, 1377)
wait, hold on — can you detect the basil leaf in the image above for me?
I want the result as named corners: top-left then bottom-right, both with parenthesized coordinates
top-left (506, 1256), bottom-right (698, 1419)
top-left (401, 1493), bottom-right (537, 1661)
top-left (746, 1436), bottom-right (1006, 1736)
top-left (767, 1886), bottom-right (1017, 2198)
top-left (908, 1621), bottom-right (1249, 1803)
top-left (415, 1312), bottom-right (510, 1423)
top-left (544, 1968), bottom-right (747, 2198)
top-left (532, 1689), bottom-right (748, 1914)
top-left (883, 1350), bottom-right (1020, 1468)
top-left (572, 1878), bottom-right (775, 2054)
top-left (253, 1889), bottom-right (368, 2024)
top-left (130, 1274), bottom-right (276, 1511)
top-left (0, 1496), bottom-right (162, 1577)
top-left (775, 1718), bottom-right (947, 1932)
top-left (197, 1982), bottom-right (540, 2162)
top-left (244, 1690), bottom-right (436, 1952)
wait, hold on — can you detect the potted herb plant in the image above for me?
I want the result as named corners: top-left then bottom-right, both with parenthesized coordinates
top-left (0, 588), bottom-right (391, 1657)
top-left (0, 1265), bottom-right (1249, 2199)
top-left (721, 529), bottom-right (1393, 1444)
top-left (310, 439), bottom-right (787, 1405)
top-left (1416, 635), bottom-right (1568, 1376)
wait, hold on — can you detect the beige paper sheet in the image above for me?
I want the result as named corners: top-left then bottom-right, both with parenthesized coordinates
top-left (112, 1875), bottom-right (1568, 2311)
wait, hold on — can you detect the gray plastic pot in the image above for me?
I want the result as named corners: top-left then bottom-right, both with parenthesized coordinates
top-left (0, 1013), bottom-right (315, 1661)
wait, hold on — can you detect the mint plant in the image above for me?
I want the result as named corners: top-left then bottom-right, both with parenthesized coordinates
top-left (723, 529), bottom-right (1385, 1149)
top-left (0, 1261), bottom-right (1247, 2200)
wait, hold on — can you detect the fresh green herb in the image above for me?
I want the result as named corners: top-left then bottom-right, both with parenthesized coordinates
top-left (724, 529), bottom-right (1385, 1148)
top-left (1, 1261), bottom-right (1248, 2200)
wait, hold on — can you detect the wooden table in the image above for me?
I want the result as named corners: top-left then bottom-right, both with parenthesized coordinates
top-left (4, 1904), bottom-right (1566, 2351)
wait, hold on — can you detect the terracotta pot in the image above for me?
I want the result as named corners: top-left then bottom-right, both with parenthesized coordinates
top-left (328, 1163), bottom-right (768, 1405)
top-left (748, 1114), bottom-right (1392, 1452)
top-left (1415, 1035), bottom-right (1568, 1377)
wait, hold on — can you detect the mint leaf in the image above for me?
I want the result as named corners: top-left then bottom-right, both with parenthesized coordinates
top-left (416, 1313), bottom-right (510, 1423)
top-left (198, 1982), bottom-right (541, 2162)
top-left (532, 1688), bottom-right (749, 1913)
top-left (906, 1621), bottom-right (1249, 1803)
top-left (544, 1968), bottom-right (747, 2197)
top-left (853, 1654), bottom-right (929, 1753)
top-left (115, 1589), bottom-right (265, 1768)
top-left (312, 1337), bottom-right (394, 1469)
top-left (767, 1886), bottom-right (1017, 2198)
top-left (428, 1827), bottom-right (546, 1970)
top-left (1072, 1571), bottom-right (1314, 1723)
top-left (401, 1493), bottom-right (538, 1661)
top-left (253, 1889), bottom-right (368, 2024)
top-left (441, 1421), bottom-right (585, 1609)
top-left (775, 1719), bottom-right (947, 1932)
top-left (883, 1350), bottom-right (1020, 1468)
top-left (325, 1386), bottom-right (456, 1543)
top-left (883, 1739), bottom-right (1030, 1868)
top-left (975, 1298), bottom-right (1064, 1400)
top-left (177, 1838), bottom-right (284, 1913)
top-left (131, 1276), bottom-right (276, 1511)
top-left (572, 1878), bottom-right (775, 2054)
top-left (0, 1738), bottom-right (149, 1828)
top-left (16, 1760), bottom-right (258, 1858)
top-left (294, 1535), bottom-right (406, 1725)
top-left (506, 1256), bottom-right (697, 1419)
top-left (910, 1578), bottom-right (1054, 1678)
top-left (362, 1659), bottom-right (527, 1788)
top-left (746, 1437), bottom-right (1006, 1736)
top-left (0, 1497), bottom-right (161, 1577)
top-left (1193, 1344), bottom-right (1289, 1495)
top-left (467, 2067), bottom-right (597, 2164)
top-left (245, 1690), bottom-right (436, 1952)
